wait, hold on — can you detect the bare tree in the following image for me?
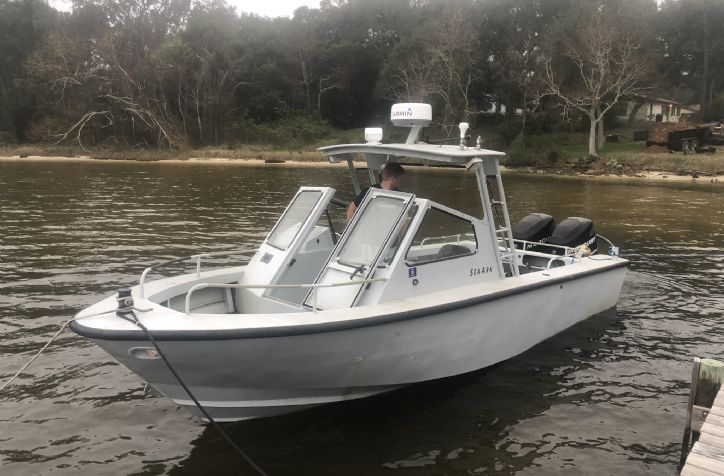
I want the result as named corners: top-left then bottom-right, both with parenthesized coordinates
top-left (542, 19), bottom-right (652, 156)
top-left (428, 8), bottom-right (478, 130)
top-left (502, 35), bottom-right (543, 151)
top-left (293, 43), bottom-right (345, 114)
top-left (383, 53), bottom-right (439, 104)
top-left (381, 7), bottom-right (478, 136)
top-left (317, 68), bottom-right (344, 113)
top-left (296, 48), bottom-right (314, 111)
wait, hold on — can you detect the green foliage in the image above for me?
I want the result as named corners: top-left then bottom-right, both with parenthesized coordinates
top-left (0, 0), bottom-right (721, 150)
top-left (0, 0), bottom-right (59, 142)
top-left (505, 134), bottom-right (566, 169)
top-left (658, 0), bottom-right (724, 119)
top-left (227, 113), bottom-right (334, 149)
top-left (708, 93), bottom-right (724, 121)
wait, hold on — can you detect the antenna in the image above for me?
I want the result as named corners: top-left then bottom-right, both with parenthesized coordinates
top-left (390, 103), bottom-right (432, 144)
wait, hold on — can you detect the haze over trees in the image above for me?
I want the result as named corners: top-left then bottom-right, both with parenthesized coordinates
top-left (0, 0), bottom-right (722, 153)
top-left (540, 2), bottom-right (656, 156)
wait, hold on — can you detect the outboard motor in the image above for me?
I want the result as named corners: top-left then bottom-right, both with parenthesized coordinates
top-left (512, 213), bottom-right (555, 250)
top-left (547, 217), bottom-right (597, 255)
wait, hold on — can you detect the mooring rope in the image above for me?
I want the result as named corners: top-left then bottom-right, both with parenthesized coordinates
top-left (0, 308), bottom-right (116, 393)
top-left (1, 298), bottom-right (268, 475)
top-left (113, 290), bottom-right (267, 476)
top-left (0, 319), bottom-right (72, 393)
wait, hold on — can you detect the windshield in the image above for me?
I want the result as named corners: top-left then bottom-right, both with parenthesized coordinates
top-left (266, 190), bottom-right (322, 250)
top-left (337, 195), bottom-right (407, 268)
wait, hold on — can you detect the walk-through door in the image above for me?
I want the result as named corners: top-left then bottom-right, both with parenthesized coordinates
top-left (239, 187), bottom-right (337, 311)
top-left (304, 188), bottom-right (414, 310)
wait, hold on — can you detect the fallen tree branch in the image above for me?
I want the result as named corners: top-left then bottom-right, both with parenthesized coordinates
top-left (54, 110), bottom-right (113, 151)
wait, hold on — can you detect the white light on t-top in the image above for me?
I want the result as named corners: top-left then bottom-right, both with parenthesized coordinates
top-left (364, 128), bottom-right (383, 144)
top-left (459, 122), bottom-right (470, 148)
top-left (459, 122), bottom-right (470, 138)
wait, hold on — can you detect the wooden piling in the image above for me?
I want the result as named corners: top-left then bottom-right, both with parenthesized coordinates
top-left (695, 359), bottom-right (724, 407)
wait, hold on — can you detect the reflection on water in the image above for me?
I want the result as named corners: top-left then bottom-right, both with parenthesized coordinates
top-left (1, 160), bottom-right (722, 475)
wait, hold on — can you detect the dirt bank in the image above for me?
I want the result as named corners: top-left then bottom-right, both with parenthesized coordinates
top-left (2, 150), bottom-right (722, 185)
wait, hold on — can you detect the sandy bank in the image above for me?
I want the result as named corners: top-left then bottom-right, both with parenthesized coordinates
top-left (604, 170), bottom-right (722, 183)
top-left (503, 167), bottom-right (724, 184)
top-left (0, 154), bottom-right (355, 167)
top-left (2, 154), bottom-right (722, 184)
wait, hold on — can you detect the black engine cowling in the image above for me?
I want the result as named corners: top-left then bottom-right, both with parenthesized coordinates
top-left (547, 217), bottom-right (597, 255)
top-left (512, 213), bottom-right (555, 250)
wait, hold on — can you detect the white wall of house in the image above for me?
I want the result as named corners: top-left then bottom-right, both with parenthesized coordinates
top-left (616, 100), bottom-right (695, 123)
top-left (482, 103), bottom-right (523, 116)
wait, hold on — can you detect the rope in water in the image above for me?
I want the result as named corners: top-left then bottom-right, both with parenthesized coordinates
top-left (0, 308), bottom-right (116, 393)
top-left (1, 299), bottom-right (267, 476)
top-left (0, 320), bottom-right (71, 393)
top-left (118, 308), bottom-right (267, 476)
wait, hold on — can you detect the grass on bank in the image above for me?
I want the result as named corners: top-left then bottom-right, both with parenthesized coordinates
top-left (2, 125), bottom-right (724, 176)
top-left (0, 119), bottom-right (367, 162)
top-left (506, 128), bottom-right (724, 176)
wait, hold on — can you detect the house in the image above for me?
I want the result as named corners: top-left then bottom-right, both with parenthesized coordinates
top-left (616, 97), bottom-right (697, 123)
top-left (481, 103), bottom-right (523, 116)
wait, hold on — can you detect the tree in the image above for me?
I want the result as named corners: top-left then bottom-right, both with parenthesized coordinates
top-left (8, 0), bottom-right (699, 151)
top-left (480, 0), bottom-right (549, 148)
top-left (541, 11), bottom-right (652, 156)
top-left (156, 3), bottom-right (247, 146)
top-left (0, 0), bottom-right (58, 142)
top-left (427, 5), bottom-right (478, 128)
top-left (379, 41), bottom-right (439, 104)
top-left (24, 0), bottom-right (195, 148)
top-left (286, 1), bottom-right (400, 126)
top-left (659, 0), bottom-right (724, 120)
top-left (377, 1), bottom-right (479, 134)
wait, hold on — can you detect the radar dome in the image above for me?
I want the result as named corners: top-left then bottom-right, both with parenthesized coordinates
top-left (390, 103), bottom-right (432, 127)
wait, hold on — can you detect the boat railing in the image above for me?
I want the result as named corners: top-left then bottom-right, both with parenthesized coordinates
top-left (518, 251), bottom-right (574, 271)
top-left (139, 248), bottom-right (257, 298)
top-left (185, 278), bottom-right (388, 314)
top-left (510, 239), bottom-right (577, 256)
top-left (512, 234), bottom-right (620, 259)
top-left (420, 233), bottom-right (476, 246)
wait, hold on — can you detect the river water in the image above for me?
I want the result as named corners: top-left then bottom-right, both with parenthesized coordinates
top-left (1, 159), bottom-right (722, 475)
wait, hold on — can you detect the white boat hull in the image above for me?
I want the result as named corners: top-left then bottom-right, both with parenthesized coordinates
top-left (74, 259), bottom-right (626, 421)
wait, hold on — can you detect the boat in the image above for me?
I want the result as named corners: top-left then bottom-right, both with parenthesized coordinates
top-left (70, 103), bottom-right (628, 421)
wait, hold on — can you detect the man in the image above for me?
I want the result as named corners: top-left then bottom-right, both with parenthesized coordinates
top-left (346, 162), bottom-right (405, 221)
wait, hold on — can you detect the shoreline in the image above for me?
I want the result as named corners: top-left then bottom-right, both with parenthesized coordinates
top-left (1, 153), bottom-right (722, 184)
top-left (501, 166), bottom-right (723, 184)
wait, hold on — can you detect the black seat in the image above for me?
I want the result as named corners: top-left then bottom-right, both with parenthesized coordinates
top-left (435, 244), bottom-right (470, 260)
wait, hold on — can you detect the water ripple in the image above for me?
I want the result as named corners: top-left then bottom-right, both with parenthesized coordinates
top-left (1, 163), bottom-right (722, 475)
